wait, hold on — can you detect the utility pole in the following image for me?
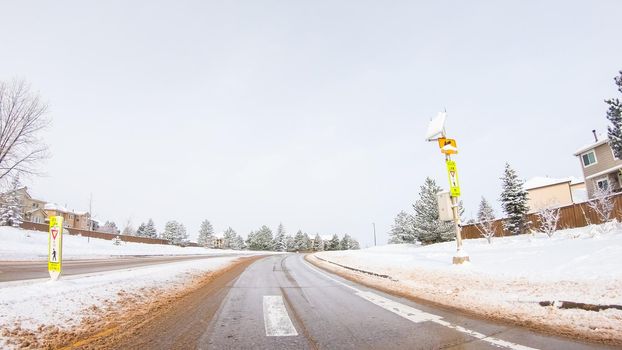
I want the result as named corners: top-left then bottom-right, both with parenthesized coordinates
top-left (372, 222), bottom-right (377, 246)
top-left (425, 112), bottom-right (469, 264)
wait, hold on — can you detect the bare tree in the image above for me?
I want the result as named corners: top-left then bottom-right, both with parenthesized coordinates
top-left (0, 79), bottom-right (49, 184)
top-left (587, 186), bottom-right (615, 223)
top-left (537, 205), bottom-right (561, 238)
top-left (476, 219), bottom-right (496, 244)
top-left (476, 196), bottom-right (496, 244)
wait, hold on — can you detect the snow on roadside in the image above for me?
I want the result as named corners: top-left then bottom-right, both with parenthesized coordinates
top-left (311, 223), bottom-right (622, 343)
top-left (0, 255), bottom-right (249, 349)
top-left (0, 226), bottom-right (251, 260)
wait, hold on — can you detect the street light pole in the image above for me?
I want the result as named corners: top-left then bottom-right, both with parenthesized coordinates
top-left (372, 222), bottom-right (377, 246)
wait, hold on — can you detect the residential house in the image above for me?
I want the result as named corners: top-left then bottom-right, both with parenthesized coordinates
top-left (43, 203), bottom-right (91, 230)
top-left (212, 232), bottom-right (225, 249)
top-left (12, 187), bottom-right (48, 224)
top-left (574, 131), bottom-right (622, 198)
top-left (524, 176), bottom-right (587, 213)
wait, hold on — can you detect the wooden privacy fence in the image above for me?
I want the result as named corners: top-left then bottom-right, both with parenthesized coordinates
top-left (20, 221), bottom-right (172, 245)
top-left (461, 193), bottom-right (622, 239)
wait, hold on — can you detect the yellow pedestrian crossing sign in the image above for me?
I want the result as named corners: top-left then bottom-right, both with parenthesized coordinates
top-left (48, 216), bottom-right (64, 280)
top-left (446, 160), bottom-right (461, 197)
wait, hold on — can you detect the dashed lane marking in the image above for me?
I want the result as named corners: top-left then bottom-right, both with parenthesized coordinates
top-left (263, 295), bottom-right (298, 337)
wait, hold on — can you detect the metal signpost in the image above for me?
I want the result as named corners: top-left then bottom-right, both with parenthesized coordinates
top-left (425, 113), bottom-right (470, 264)
top-left (48, 216), bottom-right (64, 280)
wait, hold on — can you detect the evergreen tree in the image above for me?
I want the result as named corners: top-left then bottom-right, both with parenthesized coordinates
top-left (285, 234), bottom-right (295, 252)
top-left (197, 219), bottom-right (215, 248)
top-left (340, 234), bottom-right (354, 250)
top-left (388, 211), bottom-right (416, 244)
top-left (311, 233), bottom-right (324, 251)
top-left (413, 177), bottom-right (454, 244)
top-left (222, 227), bottom-right (236, 249)
top-left (135, 222), bottom-right (147, 237)
top-left (272, 223), bottom-right (287, 252)
top-left (162, 220), bottom-right (187, 244)
top-left (143, 218), bottom-right (158, 238)
top-left (162, 220), bottom-right (178, 243)
top-left (499, 163), bottom-right (529, 235)
top-left (477, 197), bottom-right (495, 222)
top-left (302, 232), bottom-right (312, 251)
top-left (293, 230), bottom-right (306, 251)
top-left (606, 71), bottom-right (622, 158)
top-left (231, 234), bottom-right (246, 250)
top-left (327, 234), bottom-right (341, 250)
top-left (247, 225), bottom-right (273, 250)
top-left (0, 176), bottom-right (23, 227)
top-left (350, 238), bottom-right (360, 250)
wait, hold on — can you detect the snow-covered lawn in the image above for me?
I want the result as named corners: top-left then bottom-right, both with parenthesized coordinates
top-left (0, 255), bottom-right (253, 349)
top-left (0, 226), bottom-right (249, 260)
top-left (311, 223), bottom-right (622, 344)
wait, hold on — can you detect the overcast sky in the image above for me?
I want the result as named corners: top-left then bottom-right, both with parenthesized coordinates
top-left (1, 1), bottom-right (620, 246)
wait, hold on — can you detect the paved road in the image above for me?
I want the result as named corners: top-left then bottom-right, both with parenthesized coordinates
top-left (0, 254), bottom-right (239, 282)
top-left (102, 254), bottom-right (616, 350)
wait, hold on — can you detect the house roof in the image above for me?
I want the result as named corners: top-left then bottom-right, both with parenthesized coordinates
top-left (574, 134), bottom-right (609, 156)
top-left (524, 176), bottom-right (584, 190)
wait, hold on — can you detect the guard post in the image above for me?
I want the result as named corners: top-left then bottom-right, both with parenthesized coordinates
top-left (48, 216), bottom-right (64, 280)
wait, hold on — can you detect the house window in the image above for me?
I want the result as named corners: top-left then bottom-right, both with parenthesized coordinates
top-left (596, 178), bottom-right (609, 191)
top-left (581, 151), bottom-right (597, 167)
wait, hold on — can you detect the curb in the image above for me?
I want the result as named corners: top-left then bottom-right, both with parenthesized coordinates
top-left (312, 255), bottom-right (399, 282)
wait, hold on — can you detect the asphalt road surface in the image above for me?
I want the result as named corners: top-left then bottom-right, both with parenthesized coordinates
top-left (0, 254), bottom-right (239, 282)
top-left (96, 254), bottom-right (615, 350)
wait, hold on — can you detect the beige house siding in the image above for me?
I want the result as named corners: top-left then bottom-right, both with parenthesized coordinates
top-left (580, 143), bottom-right (622, 178)
top-left (527, 182), bottom-right (573, 213)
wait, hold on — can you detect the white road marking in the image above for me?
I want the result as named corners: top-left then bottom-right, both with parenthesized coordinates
top-left (302, 256), bottom-right (539, 350)
top-left (263, 295), bottom-right (298, 337)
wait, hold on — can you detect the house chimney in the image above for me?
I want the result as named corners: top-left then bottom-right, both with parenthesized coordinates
top-left (592, 130), bottom-right (598, 142)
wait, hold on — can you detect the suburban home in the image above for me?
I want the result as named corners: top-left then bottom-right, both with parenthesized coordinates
top-left (524, 176), bottom-right (587, 213)
top-left (574, 131), bottom-right (622, 198)
top-left (43, 203), bottom-right (92, 230)
top-left (10, 187), bottom-right (48, 224)
top-left (212, 232), bottom-right (225, 249)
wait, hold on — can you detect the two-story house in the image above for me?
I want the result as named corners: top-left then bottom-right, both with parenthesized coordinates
top-left (11, 186), bottom-right (48, 224)
top-left (574, 131), bottom-right (622, 198)
top-left (43, 203), bottom-right (92, 230)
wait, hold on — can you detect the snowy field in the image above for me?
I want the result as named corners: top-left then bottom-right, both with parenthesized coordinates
top-left (0, 255), bottom-right (251, 349)
top-left (311, 223), bottom-right (622, 343)
top-left (0, 226), bottom-right (250, 260)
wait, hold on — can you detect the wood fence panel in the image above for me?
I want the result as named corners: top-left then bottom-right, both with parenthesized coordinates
top-left (460, 193), bottom-right (622, 239)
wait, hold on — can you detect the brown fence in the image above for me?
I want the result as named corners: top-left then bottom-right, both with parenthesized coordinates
top-left (19, 221), bottom-right (171, 245)
top-left (461, 193), bottom-right (622, 239)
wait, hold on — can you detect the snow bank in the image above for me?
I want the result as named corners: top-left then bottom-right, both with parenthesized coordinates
top-left (311, 223), bottom-right (622, 343)
top-left (0, 227), bottom-right (252, 260)
top-left (0, 255), bottom-right (248, 349)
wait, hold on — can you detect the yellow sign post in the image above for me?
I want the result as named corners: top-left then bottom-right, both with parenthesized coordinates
top-left (446, 160), bottom-right (461, 197)
top-left (48, 216), bottom-right (64, 280)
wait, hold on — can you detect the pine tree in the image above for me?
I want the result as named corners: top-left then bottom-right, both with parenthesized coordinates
top-left (247, 225), bottom-right (273, 250)
top-left (0, 176), bottom-right (23, 227)
top-left (135, 222), bottom-right (147, 237)
top-left (302, 232), bottom-right (312, 251)
top-left (388, 211), bottom-right (416, 244)
top-left (293, 230), bottom-right (306, 251)
top-left (231, 234), bottom-right (246, 250)
top-left (162, 220), bottom-right (178, 243)
top-left (197, 219), bottom-right (215, 248)
top-left (340, 234), bottom-right (353, 250)
top-left (143, 219), bottom-right (157, 238)
top-left (499, 163), bottom-right (529, 235)
top-left (311, 233), bottom-right (324, 251)
top-left (285, 234), bottom-right (295, 252)
top-left (327, 234), bottom-right (341, 250)
top-left (477, 197), bottom-right (495, 223)
top-left (222, 227), bottom-right (236, 249)
top-left (162, 220), bottom-right (187, 244)
top-left (178, 223), bottom-right (188, 244)
top-left (606, 71), bottom-right (622, 158)
top-left (350, 238), bottom-right (360, 250)
top-left (413, 177), bottom-right (454, 244)
top-left (272, 223), bottom-right (287, 252)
